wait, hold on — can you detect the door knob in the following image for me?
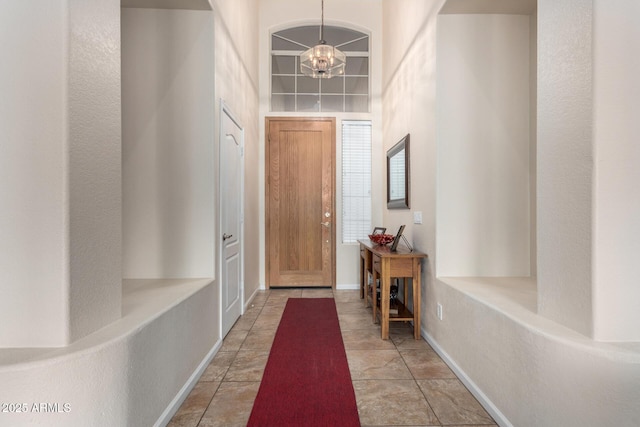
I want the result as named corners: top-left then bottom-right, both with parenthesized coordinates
top-left (223, 233), bottom-right (233, 241)
top-left (320, 221), bottom-right (331, 227)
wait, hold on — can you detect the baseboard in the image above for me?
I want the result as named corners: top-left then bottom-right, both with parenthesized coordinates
top-left (336, 283), bottom-right (359, 290)
top-left (154, 338), bottom-right (223, 427)
top-left (422, 329), bottom-right (512, 427)
top-left (254, 284), bottom-right (358, 291)
top-left (244, 286), bottom-right (261, 311)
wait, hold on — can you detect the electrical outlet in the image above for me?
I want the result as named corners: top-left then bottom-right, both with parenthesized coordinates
top-left (436, 303), bottom-right (443, 320)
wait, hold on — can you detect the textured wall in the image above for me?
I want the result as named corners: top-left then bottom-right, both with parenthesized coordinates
top-left (122, 8), bottom-right (215, 279)
top-left (212, 0), bottom-right (262, 300)
top-left (384, 0), bottom-right (640, 426)
top-left (0, 282), bottom-right (217, 427)
top-left (0, 0), bottom-right (122, 347)
top-left (537, 0), bottom-right (594, 337)
top-left (0, 2), bottom-right (68, 347)
top-left (437, 14), bottom-right (532, 277)
top-left (433, 279), bottom-right (640, 426)
top-left (592, 0), bottom-right (640, 341)
top-left (381, 0), bottom-right (442, 276)
top-left (382, 0), bottom-right (443, 295)
top-left (67, 0), bottom-right (122, 343)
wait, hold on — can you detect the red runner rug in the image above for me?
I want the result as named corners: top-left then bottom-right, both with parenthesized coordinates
top-left (247, 298), bottom-right (361, 427)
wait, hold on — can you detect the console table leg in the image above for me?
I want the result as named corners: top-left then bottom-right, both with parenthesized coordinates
top-left (413, 260), bottom-right (421, 340)
top-left (372, 268), bottom-right (378, 323)
top-left (381, 258), bottom-right (391, 339)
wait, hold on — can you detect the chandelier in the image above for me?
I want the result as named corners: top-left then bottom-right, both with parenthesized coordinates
top-left (300, 0), bottom-right (346, 79)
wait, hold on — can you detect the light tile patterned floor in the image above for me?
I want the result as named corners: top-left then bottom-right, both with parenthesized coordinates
top-left (168, 289), bottom-right (496, 427)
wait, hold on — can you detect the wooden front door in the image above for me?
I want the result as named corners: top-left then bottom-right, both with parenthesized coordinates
top-left (266, 117), bottom-right (336, 288)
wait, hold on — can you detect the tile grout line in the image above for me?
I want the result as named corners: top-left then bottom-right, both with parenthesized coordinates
top-left (182, 290), bottom-right (493, 427)
top-left (195, 292), bottom-right (273, 426)
top-left (194, 381), bottom-right (222, 427)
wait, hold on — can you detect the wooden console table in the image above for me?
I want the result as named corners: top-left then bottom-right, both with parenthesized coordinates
top-left (359, 239), bottom-right (427, 340)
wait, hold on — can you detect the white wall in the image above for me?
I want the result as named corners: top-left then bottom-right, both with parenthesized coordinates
top-left (431, 278), bottom-right (640, 427)
top-left (1, 1), bottom-right (258, 425)
top-left (258, 0), bottom-right (384, 288)
top-left (0, 0), bottom-right (121, 347)
top-left (122, 8), bottom-right (215, 279)
top-left (0, 281), bottom-right (218, 427)
top-left (537, 0), bottom-right (594, 337)
top-left (384, 0), bottom-right (640, 425)
top-left (67, 0), bottom-right (122, 343)
top-left (529, 11), bottom-right (538, 276)
top-left (2, 2), bottom-right (224, 424)
top-left (121, 0), bottom-right (211, 9)
top-left (382, 0), bottom-right (444, 288)
top-left (592, 0), bottom-right (640, 342)
top-left (211, 0), bottom-right (261, 301)
top-left (441, 0), bottom-right (536, 14)
top-left (437, 14), bottom-right (532, 277)
top-left (0, 2), bottom-right (68, 347)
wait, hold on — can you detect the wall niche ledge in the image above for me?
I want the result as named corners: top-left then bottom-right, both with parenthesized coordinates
top-left (437, 276), bottom-right (640, 357)
top-left (432, 275), bottom-right (640, 426)
top-left (121, 0), bottom-right (212, 10)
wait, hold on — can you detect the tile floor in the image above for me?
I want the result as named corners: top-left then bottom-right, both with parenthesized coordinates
top-left (168, 288), bottom-right (496, 427)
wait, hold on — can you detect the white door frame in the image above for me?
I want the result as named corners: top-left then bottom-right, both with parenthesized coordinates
top-left (219, 99), bottom-right (245, 337)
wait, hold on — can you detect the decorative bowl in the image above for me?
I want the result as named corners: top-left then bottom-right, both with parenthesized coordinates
top-left (368, 233), bottom-right (395, 245)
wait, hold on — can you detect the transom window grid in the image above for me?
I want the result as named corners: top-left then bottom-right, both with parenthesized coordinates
top-left (342, 120), bottom-right (372, 243)
top-left (271, 25), bottom-right (370, 113)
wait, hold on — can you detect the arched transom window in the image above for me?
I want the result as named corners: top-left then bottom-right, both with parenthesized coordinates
top-left (271, 25), bottom-right (369, 112)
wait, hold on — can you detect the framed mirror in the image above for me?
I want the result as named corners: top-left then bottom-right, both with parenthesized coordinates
top-left (387, 134), bottom-right (410, 209)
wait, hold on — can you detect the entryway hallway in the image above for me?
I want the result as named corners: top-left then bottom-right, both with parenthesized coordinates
top-left (169, 289), bottom-right (496, 426)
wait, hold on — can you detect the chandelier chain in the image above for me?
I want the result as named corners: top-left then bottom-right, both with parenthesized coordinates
top-left (320, 0), bottom-right (325, 42)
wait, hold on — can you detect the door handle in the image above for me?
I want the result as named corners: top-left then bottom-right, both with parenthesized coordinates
top-left (223, 233), bottom-right (233, 241)
top-left (320, 222), bottom-right (331, 228)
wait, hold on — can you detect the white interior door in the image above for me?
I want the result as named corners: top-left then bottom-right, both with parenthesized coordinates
top-left (220, 102), bottom-right (244, 337)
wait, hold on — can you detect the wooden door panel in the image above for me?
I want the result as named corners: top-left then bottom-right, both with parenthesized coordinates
top-left (266, 118), bottom-right (335, 288)
top-left (279, 130), bottom-right (322, 272)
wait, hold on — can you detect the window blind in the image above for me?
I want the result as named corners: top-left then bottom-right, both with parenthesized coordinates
top-left (342, 120), bottom-right (372, 243)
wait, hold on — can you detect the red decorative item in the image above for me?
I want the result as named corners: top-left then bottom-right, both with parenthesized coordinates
top-left (368, 233), bottom-right (395, 245)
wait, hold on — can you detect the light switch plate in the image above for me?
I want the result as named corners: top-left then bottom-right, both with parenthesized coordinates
top-left (413, 211), bottom-right (423, 224)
